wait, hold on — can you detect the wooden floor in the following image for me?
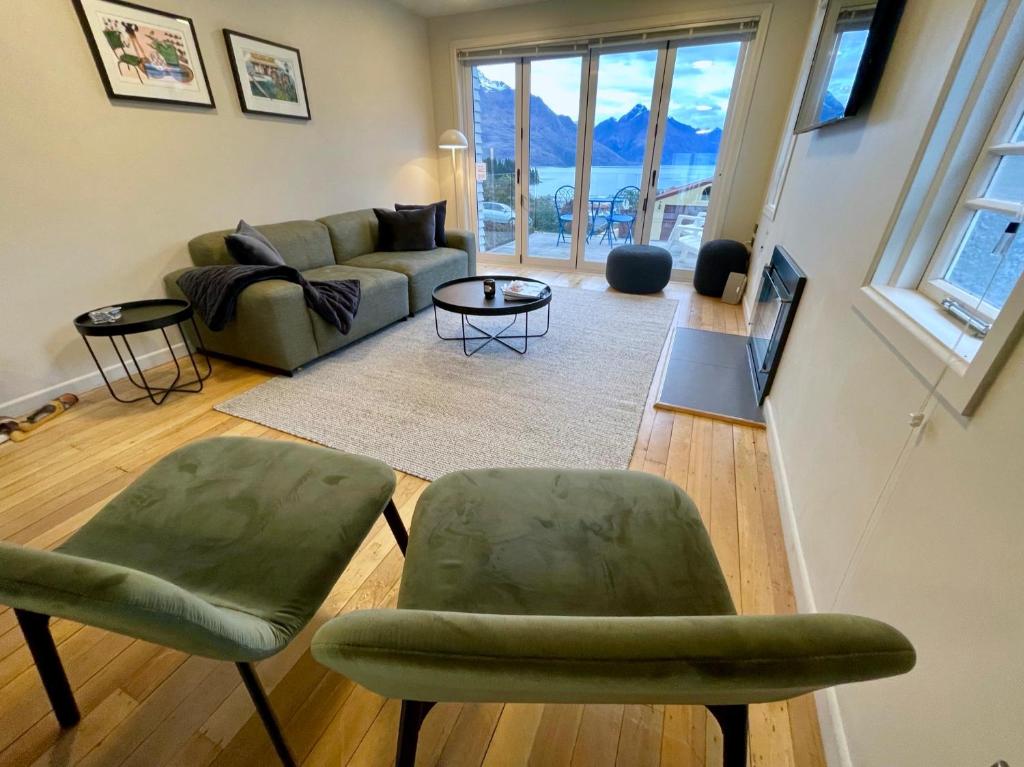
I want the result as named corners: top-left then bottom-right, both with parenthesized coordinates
top-left (0, 268), bottom-right (824, 766)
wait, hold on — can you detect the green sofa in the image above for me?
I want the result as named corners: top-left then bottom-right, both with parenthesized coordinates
top-left (163, 210), bottom-right (476, 373)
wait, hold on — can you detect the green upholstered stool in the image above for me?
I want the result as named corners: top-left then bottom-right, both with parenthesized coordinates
top-left (0, 436), bottom-right (408, 767)
top-left (311, 468), bottom-right (916, 767)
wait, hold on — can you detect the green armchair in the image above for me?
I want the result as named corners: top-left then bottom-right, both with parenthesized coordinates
top-left (312, 468), bottom-right (915, 766)
top-left (0, 436), bottom-right (409, 767)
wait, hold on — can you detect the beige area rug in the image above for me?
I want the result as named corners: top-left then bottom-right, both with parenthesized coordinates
top-left (216, 286), bottom-right (677, 480)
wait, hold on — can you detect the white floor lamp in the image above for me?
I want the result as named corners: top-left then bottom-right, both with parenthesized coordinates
top-left (438, 129), bottom-right (468, 227)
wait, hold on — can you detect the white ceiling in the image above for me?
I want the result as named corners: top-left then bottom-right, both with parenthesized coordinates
top-left (392, 0), bottom-right (540, 18)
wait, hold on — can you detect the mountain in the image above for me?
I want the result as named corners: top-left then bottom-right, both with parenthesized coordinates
top-left (472, 72), bottom-right (722, 169)
top-left (819, 90), bottom-right (846, 122)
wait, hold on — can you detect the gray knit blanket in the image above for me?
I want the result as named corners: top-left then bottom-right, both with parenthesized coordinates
top-left (177, 265), bottom-right (360, 333)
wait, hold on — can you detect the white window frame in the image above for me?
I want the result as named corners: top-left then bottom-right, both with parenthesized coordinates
top-left (763, 0), bottom-right (828, 221)
top-left (853, 0), bottom-right (1024, 416)
top-left (919, 70), bottom-right (1024, 321)
top-left (447, 4), bottom-right (772, 276)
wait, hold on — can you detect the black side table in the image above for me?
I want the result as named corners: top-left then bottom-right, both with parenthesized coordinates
top-left (73, 299), bottom-right (212, 405)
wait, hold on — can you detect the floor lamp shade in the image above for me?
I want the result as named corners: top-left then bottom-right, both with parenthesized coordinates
top-left (438, 129), bottom-right (468, 149)
top-left (439, 130), bottom-right (468, 227)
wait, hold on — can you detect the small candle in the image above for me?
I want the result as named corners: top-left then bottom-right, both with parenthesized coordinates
top-left (483, 279), bottom-right (496, 298)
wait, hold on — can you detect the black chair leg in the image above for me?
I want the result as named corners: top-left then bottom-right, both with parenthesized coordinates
top-left (383, 498), bottom-right (409, 555)
top-left (236, 662), bottom-right (296, 767)
top-left (15, 609), bottom-right (80, 728)
top-left (396, 699), bottom-right (435, 767)
top-left (707, 704), bottom-right (748, 767)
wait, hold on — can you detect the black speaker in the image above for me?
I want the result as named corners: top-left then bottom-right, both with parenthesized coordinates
top-left (693, 239), bottom-right (750, 297)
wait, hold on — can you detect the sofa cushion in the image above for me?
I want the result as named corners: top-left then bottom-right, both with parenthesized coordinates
top-left (319, 209), bottom-right (379, 263)
top-left (302, 264), bottom-right (410, 354)
top-left (396, 201), bottom-right (447, 247)
top-left (344, 248), bottom-right (469, 312)
top-left (224, 220), bottom-right (286, 266)
top-left (189, 220), bottom-right (334, 271)
top-left (373, 207), bottom-right (436, 251)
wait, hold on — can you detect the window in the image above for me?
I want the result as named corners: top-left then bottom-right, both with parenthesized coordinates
top-left (818, 8), bottom-right (873, 123)
top-left (457, 15), bottom-right (760, 273)
top-left (854, 0), bottom-right (1024, 415)
top-left (921, 101), bottom-right (1024, 319)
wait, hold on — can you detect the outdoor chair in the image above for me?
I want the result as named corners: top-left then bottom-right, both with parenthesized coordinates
top-left (600, 185), bottom-right (640, 246)
top-left (553, 185), bottom-right (575, 245)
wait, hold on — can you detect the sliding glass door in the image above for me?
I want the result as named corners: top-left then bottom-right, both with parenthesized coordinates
top-left (463, 29), bottom-right (750, 275)
top-left (580, 48), bottom-right (663, 266)
top-left (645, 41), bottom-right (744, 270)
top-left (468, 62), bottom-right (519, 261)
top-left (522, 56), bottom-right (585, 264)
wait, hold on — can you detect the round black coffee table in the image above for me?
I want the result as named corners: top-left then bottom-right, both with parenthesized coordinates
top-left (73, 299), bottom-right (212, 405)
top-left (432, 276), bottom-right (551, 356)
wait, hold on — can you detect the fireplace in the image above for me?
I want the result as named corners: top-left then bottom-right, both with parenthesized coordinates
top-left (747, 246), bottom-right (807, 404)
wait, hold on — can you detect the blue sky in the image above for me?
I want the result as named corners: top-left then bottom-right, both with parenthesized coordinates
top-left (478, 42), bottom-right (741, 130)
top-left (825, 29), bottom-right (869, 106)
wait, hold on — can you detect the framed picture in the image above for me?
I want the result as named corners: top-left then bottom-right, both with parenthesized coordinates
top-left (223, 30), bottom-right (311, 120)
top-left (72, 0), bottom-right (215, 108)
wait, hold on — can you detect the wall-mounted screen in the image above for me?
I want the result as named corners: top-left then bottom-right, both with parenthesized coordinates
top-left (794, 0), bottom-right (906, 133)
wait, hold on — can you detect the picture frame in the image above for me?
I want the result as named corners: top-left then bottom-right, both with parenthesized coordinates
top-left (223, 29), bottom-right (311, 120)
top-left (71, 0), bottom-right (215, 108)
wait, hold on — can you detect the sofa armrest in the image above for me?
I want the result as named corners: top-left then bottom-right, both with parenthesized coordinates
top-left (445, 229), bottom-right (477, 276)
top-left (312, 610), bottom-right (916, 706)
top-left (163, 268), bottom-right (318, 371)
top-left (163, 267), bottom-right (193, 301)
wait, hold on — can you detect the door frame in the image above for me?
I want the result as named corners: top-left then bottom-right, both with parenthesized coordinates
top-left (452, 4), bottom-right (773, 277)
top-left (520, 55), bottom-right (590, 270)
top-left (460, 61), bottom-right (521, 266)
top-left (636, 37), bottom-right (753, 281)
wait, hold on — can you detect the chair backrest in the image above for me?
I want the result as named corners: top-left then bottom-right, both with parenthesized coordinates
top-left (554, 185), bottom-right (574, 215)
top-left (611, 186), bottom-right (640, 217)
top-left (318, 209), bottom-right (380, 263)
top-left (0, 541), bottom-right (278, 661)
top-left (188, 220), bottom-right (335, 271)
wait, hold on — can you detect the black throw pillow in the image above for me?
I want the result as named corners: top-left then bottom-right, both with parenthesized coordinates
top-left (373, 207), bottom-right (436, 252)
top-left (224, 220), bottom-right (285, 266)
top-left (395, 200), bottom-right (447, 247)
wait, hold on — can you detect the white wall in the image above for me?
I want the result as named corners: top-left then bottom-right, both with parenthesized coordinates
top-left (0, 0), bottom-right (439, 410)
top-left (425, 0), bottom-right (816, 240)
top-left (752, 0), bottom-right (1024, 763)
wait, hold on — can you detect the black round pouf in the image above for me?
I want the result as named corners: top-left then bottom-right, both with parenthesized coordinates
top-left (693, 239), bottom-right (750, 297)
top-left (605, 244), bottom-right (673, 294)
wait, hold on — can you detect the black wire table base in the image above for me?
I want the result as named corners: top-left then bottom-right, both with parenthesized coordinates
top-left (434, 303), bottom-right (551, 356)
top-left (81, 318), bottom-right (213, 405)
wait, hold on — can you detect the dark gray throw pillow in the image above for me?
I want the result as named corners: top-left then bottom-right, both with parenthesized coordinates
top-left (395, 200), bottom-right (447, 247)
top-left (224, 220), bottom-right (285, 266)
top-left (373, 207), bottom-right (436, 251)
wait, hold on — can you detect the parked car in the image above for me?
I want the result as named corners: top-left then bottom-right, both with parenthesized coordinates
top-left (481, 201), bottom-right (515, 226)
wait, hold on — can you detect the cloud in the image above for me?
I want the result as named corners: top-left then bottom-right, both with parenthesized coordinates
top-left (474, 40), bottom-right (742, 132)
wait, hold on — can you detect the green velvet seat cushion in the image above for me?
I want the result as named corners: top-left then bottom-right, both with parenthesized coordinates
top-left (0, 437), bottom-right (395, 661)
top-left (344, 248), bottom-right (470, 313)
top-left (311, 468), bottom-right (916, 705)
top-left (397, 469), bottom-right (736, 617)
top-left (301, 264), bottom-right (410, 354)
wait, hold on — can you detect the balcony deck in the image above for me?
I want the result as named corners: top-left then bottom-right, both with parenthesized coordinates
top-left (486, 230), bottom-right (700, 270)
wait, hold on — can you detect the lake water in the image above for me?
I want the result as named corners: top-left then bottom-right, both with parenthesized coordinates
top-left (530, 163), bottom-right (718, 198)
